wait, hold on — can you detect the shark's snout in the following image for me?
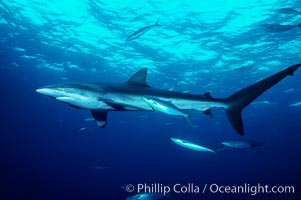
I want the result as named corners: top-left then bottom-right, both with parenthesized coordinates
top-left (36, 88), bottom-right (62, 97)
top-left (36, 88), bottom-right (50, 95)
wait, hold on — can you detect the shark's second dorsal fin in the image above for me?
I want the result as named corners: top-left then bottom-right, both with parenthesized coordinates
top-left (126, 68), bottom-right (149, 87)
top-left (203, 92), bottom-right (212, 98)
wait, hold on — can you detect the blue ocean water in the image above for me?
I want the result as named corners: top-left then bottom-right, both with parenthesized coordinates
top-left (1, 0), bottom-right (301, 200)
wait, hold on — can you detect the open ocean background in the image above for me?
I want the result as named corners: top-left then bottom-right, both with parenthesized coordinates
top-left (1, 0), bottom-right (301, 199)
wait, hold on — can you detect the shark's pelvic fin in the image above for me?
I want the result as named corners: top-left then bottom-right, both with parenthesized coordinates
top-left (91, 110), bottom-right (109, 128)
top-left (225, 63), bottom-right (301, 135)
top-left (126, 68), bottom-right (149, 87)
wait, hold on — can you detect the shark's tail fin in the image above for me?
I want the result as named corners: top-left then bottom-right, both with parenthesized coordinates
top-left (224, 63), bottom-right (301, 135)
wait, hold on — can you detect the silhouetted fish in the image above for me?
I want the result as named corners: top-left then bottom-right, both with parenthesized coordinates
top-left (126, 19), bottom-right (161, 41)
top-left (261, 23), bottom-right (301, 32)
top-left (275, 8), bottom-right (301, 15)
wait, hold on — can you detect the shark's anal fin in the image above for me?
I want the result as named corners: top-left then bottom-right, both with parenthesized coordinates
top-left (91, 110), bottom-right (109, 128)
top-left (204, 109), bottom-right (213, 118)
top-left (126, 68), bottom-right (149, 87)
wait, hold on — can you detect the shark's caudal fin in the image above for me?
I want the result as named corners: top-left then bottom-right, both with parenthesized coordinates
top-left (225, 63), bottom-right (301, 135)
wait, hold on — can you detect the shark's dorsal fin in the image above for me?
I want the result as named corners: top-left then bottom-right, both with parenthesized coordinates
top-left (126, 68), bottom-right (149, 87)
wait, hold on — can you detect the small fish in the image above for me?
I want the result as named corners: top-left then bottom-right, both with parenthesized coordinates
top-left (13, 47), bottom-right (26, 52)
top-left (285, 88), bottom-right (295, 93)
top-left (84, 117), bottom-right (95, 121)
top-left (78, 127), bottom-right (89, 131)
top-left (261, 23), bottom-right (301, 32)
top-left (222, 140), bottom-right (263, 148)
top-left (289, 102), bottom-right (301, 107)
top-left (142, 97), bottom-right (195, 127)
top-left (126, 19), bottom-right (161, 41)
top-left (275, 8), bottom-right (301, 15)
top-left (168, 80), bottom-right (181, 91)
top-left (171, 138), bottom-right (215, 153)
top-left (126, 193), bottom-right (165, 200)
top-left (233, 66), bottom-right (252, 72)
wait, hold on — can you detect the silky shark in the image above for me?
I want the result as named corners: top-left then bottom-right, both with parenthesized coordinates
top-left (36, 63), bottom-right (301, 135)
top-left (261, 23), bottom-right (301, 33)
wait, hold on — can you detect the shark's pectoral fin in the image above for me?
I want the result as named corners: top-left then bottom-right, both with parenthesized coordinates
top-left (91, 110), bottom-right (109, 128)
